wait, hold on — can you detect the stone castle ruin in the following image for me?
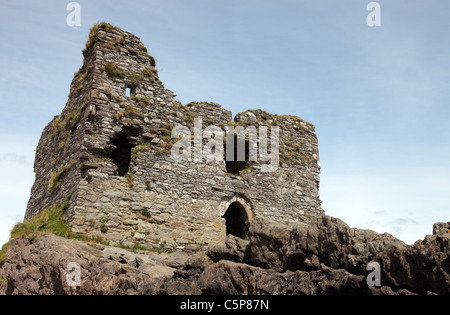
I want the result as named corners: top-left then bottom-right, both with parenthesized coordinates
top-left (25, 23), bottom-right (323, 251)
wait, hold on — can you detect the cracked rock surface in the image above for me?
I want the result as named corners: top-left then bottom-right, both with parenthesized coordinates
top-left (1, 215), bottom-right (449, 295)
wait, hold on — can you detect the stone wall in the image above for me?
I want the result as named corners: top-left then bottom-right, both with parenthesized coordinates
top-left (25, 23), bottom-right (323, 252)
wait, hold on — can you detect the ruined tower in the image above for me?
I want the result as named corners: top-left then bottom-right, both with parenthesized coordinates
top-left (25, 23), bottom-right (323, 251)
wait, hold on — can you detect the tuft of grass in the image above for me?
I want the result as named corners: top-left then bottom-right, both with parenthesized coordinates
top-left (124, 173), bottom-right (135, 188)
top-left (142, 67), bottom-right (158, 80)
top-left (49, 115), bottom-right (65, 140)
top-left (48, 161), bottom-right (76, 193)
top-left (139, 209), bottom-right (151, 218)
top-left (148, 56), bottom-right (156, 67)
top-left (100, 225), bottom-right (108, 234)
top-left (72, 65), bottom-right (93, 95)
top-left (131, 143), bottom-right (151, 159)
top-left (83, 22), bottom-right (120, 57)
top-left (0, 243), bottom-right (10, 267)
top-left (10, 202), bottom-right (72, 242)
top-left (124, 105), bottom-right (144, 119)
top-left (132, 95), bottom-right (152, 107)
top-left (62, 193), bottom-right (73, 212)
top-left (0, 195), bottom-right (73, 266)
top-left (103, 62), bottom-right (125, 80)
top-left (0, 194), bottom-right (127, 268)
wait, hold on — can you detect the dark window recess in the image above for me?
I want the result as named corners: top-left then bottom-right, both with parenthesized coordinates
top-left (107, 134), bottom-right (134, 176)
top-left (223, 203), bottom-right (248, 239)
top-left (225, 135), bottom-right (250, 175)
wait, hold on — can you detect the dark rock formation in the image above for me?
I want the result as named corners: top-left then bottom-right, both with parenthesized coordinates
top-left (202, 216), bottom-right (450, 295)
top-left (1, 235), bottom-right (188, 295)
top-left (1, 215), bottom-right (449, 295)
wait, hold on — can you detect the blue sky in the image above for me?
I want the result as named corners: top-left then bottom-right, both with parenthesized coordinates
top-left (0, 0), bottom-right (449, 245)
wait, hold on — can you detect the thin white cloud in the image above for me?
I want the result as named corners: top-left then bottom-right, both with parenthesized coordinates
top-left (392, 217), bottom-right (418, 225)
top-left (321, 160), bottom-right (450, 244)
top-left (0, 153), bottom-right (29, 166)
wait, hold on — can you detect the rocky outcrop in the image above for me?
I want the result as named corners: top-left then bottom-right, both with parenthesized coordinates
top-left (1, 216), bottom-right (449, 295)
top-left (1, 235), bottom-right (189, 295)
top-left (148, 216), bottom-right (448, 295)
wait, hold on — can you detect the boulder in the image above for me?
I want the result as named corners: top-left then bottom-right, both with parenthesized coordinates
top-left (1, 235), bottom-right (182, 295)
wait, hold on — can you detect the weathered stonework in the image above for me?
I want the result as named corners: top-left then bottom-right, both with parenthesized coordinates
top-left (25, 23), bottom-right (323, 252)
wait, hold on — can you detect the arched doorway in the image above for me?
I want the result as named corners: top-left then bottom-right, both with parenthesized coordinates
top-left (222, 202), bottom-right (251, 239)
